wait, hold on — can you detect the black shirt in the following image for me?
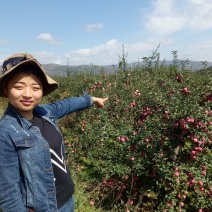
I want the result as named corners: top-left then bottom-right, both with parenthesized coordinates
top-left (29, 116), bottom-right (74, 208)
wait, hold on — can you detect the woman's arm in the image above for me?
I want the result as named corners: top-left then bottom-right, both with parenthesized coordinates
top-left (41, 92), bottom-right (108, 120)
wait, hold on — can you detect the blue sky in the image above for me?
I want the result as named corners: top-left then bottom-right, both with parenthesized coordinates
top-left (1, 0), bottom-right (212, 66)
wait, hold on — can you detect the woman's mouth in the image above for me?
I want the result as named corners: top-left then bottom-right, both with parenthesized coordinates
top-left (21, 101), bottom-right (33, 106)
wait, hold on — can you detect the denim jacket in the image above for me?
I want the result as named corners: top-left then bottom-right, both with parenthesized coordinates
top-left (0, 92), bottom-right (93, 212)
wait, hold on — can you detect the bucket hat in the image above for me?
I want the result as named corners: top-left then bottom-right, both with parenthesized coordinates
top-left (0, 53), bottom-right (58, 97)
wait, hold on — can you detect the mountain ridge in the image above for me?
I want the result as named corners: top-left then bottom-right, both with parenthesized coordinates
top-left (1, 61), bottom-right (212, 76)
top-left (41, 60), bottom-right (212, 76)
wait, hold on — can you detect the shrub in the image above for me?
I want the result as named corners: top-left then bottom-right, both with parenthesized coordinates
top-left (46, 57), bottom-right (212, 212)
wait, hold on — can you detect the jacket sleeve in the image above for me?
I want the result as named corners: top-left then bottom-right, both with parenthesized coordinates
top-left (0, 134), bottom-right (28, 212)
top-left (42, 91), bottom-right (93, 120)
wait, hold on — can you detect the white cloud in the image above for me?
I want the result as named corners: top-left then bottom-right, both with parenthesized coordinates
top-left (190, 40), bottom-right (212, 48)
top-left (146, 38), bottom-right (172, 46)
top-left (30, 36), bottom-right (212, 66)
top-left (146, 0), bottom-right (186, 35)
top-left (38, 33), bottom-right (53, 41)
top-left (31, 39), bottom-right (174, 66)
top-left (37, 33), bottom-right (62, 46)
top-left (0, 39), bottom-right (8, 45)
top-left (145, 0), bottom-right (212, 35)
top-left (84, 23), bottom-right (104, 32)
top-left (188, 0), bottom-right (212, 30)
top-left (63, 39), bottom-right (166, 65)
top-left (179, 39), bottom-right (212, 61)
top-left (64, 39), bottom-right (120, 65)
top-left (34, 51), bottom-right (64, 64)
top-left (76, 49), bottom-right (91, 55)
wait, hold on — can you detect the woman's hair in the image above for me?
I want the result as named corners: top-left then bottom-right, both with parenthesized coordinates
top-left (2, 64), bottom-right (46, 96)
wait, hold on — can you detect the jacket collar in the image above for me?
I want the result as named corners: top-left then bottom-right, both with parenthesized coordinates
top-left (4, 103), bottom-right (48, 130)
top-left (4, 103), bottom-right (32, 130)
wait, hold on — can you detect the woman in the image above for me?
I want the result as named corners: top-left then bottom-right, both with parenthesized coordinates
top-left (0, 53), bottom-right (108, 212)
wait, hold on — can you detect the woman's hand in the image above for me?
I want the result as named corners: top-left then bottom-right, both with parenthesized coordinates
top-left (92, 97), bottom-right (108, 108)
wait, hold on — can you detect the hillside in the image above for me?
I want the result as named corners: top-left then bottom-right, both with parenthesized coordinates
top-left (43, 61), bottom-right (212, 75)
top-left (1, 60), bottom-right (212, 76)
top-left (41, 60), bottom-right (212, 76)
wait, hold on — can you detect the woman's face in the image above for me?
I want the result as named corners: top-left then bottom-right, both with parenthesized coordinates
top-left (5, 73), bottom-right (43, 120)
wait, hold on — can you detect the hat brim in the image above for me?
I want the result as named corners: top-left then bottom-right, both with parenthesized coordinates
top-left (0, 59), bottom-right (58, 97)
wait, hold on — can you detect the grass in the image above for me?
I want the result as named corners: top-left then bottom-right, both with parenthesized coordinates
top-left (72, 170), bottom-right (106, 212)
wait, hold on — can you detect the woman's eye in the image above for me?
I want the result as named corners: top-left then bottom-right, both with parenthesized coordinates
top-left (33, 87), bottom-right (40, 91)
top-left (14, 86), bottom-right (23, 89)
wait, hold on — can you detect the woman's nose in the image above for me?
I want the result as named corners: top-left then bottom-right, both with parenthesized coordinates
top-left (23, 88), bottom-right (32, 97)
